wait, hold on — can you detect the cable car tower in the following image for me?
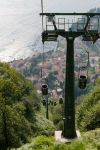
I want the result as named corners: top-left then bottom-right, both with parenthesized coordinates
top-left (40, 9), bottom-right (100, 139)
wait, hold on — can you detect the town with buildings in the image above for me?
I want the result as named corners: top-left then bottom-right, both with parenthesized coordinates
top-left (9, 38), bottom-right (100, 99)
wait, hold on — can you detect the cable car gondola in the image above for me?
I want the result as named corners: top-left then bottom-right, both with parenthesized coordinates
top-left (59, 97), bottom-right (63, 104)
top-left (78, 75), bottom-right (87, 89)
top-left (41, 84), bottom-right (48, 95)
top-left (42, 99), bottom-right (46, 106)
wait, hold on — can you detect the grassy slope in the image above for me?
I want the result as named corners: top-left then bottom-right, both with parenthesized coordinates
top-left (12, 128), bottom-right (100, 150)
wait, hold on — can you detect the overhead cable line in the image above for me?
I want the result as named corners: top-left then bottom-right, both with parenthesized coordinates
top-left (41, 0), bottom-right (44, 31)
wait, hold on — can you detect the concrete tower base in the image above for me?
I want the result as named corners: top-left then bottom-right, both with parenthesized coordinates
top-left (55, 130), bottom-right (81, 143)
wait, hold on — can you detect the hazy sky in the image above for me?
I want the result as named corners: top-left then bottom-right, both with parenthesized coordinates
top-left (43, 0), bottom-right (100, 12)
top-left (0, 0), bottom-right (99, 14)
top-left (0, 0), bottom-right (99, 61)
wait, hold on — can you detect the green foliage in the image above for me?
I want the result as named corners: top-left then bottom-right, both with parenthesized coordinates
top-left (95, 77), bottom-right (100, 84)
top-left (53, 141), bottom-right (85, 150)
top-left (29, 136), bottom-right (54, 150)
top-left (13, 136), bottom-right (86, 150)
top-left (76, 85), bottom-right (100, 131)
top-left (13, 129), bottom-right (100, 150)
top-left (80, 104), bottom-right (100, 131)
top-left (82, 129), bottom-right (100, 150)
top-left (0, 62), bottom-right (40, 149)
top-left (35, 114), bottom-right (55, 136)
top-left (52, 104), bottom-right (64, 130)
top-left (0, 103), bottom-right (32, 148)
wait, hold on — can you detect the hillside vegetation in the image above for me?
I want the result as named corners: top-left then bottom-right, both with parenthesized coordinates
top-left (13, 129), bottom-right (100, 150)
top-left (0, 62), bottom-right (54, 150)
top-left (76, 84), bottom-right (100, 131)
top-left (13, 78), bottom-right (100, 150)
top-left (0, 62), bottom-right (100, 150)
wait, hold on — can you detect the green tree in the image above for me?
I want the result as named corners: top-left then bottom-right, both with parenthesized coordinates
top-left (0, 62), bottom-right (40, 149)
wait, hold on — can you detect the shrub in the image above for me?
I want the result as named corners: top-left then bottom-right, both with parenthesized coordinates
top-left (27, 136), bottom-right (54, 150)
top-left (76, 85), bottom-right (100, 131)
top-left (35, 114), bottom-right (55, 136)
top-left (80, 104), bottom-right (100, 131)
top-left (52, 104), bottom-right (64, 130)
